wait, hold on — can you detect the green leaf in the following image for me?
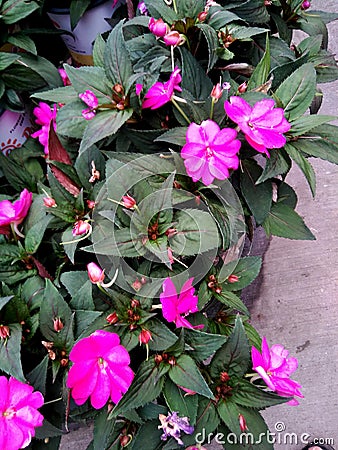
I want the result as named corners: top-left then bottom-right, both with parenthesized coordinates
top-left (185, 328), bottom-right (226, 363)
top-left (247, 34), bottom-right (270, 90)
top-left (64, 64), bottom-right (112, 102)
top-left (0, 153), bottom-right (36, 191)
top-left (0, 323), bottom-right (24, 381)
top-left (130, 420), bottom-right (163, 450)
top-left (15, 53), bottom-right (62, 89)
top-left (170, 209), bottom-right (220, 256)
top-left (147, 318), bottom-right (179, 351)
top-left (25, 215), bottom-right (51, 254)
top-left (104, 21), bottom-right (133, 88)
top-left (263, 202), bottom-right (315, 240)
top-left (163, 379), bottom-right (199, 425)
top-left (74, 310), bottom-right (102, 339)
top-left (39, 279), bottom-right (73, 348)
top-left (31, 85), bottom-right (78, 104)
top-left (69, 280), bottom-right (94, 310)
top-left (232, 379), bottom-right (291, 408)
top-left (93, 34), bottom-right (106, 68)
top-left (196, 24), bottom-right (219, 73)
top-left (1, 0), bottom-right (39, 24)
top-left (207, 6), bottom-right (241, 29)
top-left (144, 0), bottom-right (179, 22)
top-left (240, 160), bottom-right (272, 225)
top-left (61, 227), bottom-right (79, 264)
top-left (221, 256), bottom-right (262, 290)
top-left (7, 33), bottom-right (37, 54)
top-left (217, 398), bottom-right (241, 435)
top-left (227, 0), bottom-right (269, 24)
top-left (256, 149), bottom-right (291, 184)
top-left (176, 0), bottom-right (204, 19)
top-left (79, 109), bottom-right (133, 154)
top-left (55, 101), bottom-right (88, 139)
top-left (275, 63), bottom-right (317, 121)
top-left (60, 271), bottom-right (88, 297)
top-left (215, 290), bottom-right (249, 315)
top-left (93, 409), bottom-right (118, 450)
top-left (0, 52), bottom-right (20, 70)
top-left (189, 398), bottom-right (220, 446)
top-left (169, 354), bottom-right (214, 399)
top-left (155, 127), bottom-right (188, 147)
top-left (210, 316), bottom-right (250, 378)
top-left (0, 295), bottom-right (14, 311)
top-left (70, 0), bottom-right (91, 30)
top-left (26, 355), bottom-right (49, 396)
top-left (111, 358), bottom-right (169, 417)
top-left (298, 15), bottom-right (328, 50)
top-left (284, 143), bottom-right (316, 197)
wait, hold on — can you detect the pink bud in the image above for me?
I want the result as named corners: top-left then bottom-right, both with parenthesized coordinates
top-left (239, 413), bottom-right (248, 432)
top-left (301, 0), bottom-right (310, 9)
top-left (87, 262), bottom-right (105, 284)
top-left (139, 329), bottom-right (152, 344)
top-left (106, 312), bottom-right (119, 324)
top-left (121, 194), bottom-right (137, 209)
top-left (72, 220), bottom-right (91, 236)
top-left (227, 274), bottom-right (239, 283)
top-left (0, 325), bottom-right (10, 339)
top-left (58, 68), bottom-right (71, 86)
top-left (135, 83), bottom-right (143, 96)
top-left (132, 279), bottom-right (142, 291)
top-left (197, 11), bottom-right (208, 22)
top-left (43, 197), bottom-right (57, 208)
top-left (149, 17), bottom-right (169, 37)
top-left (167, 247), bottom-right (174, 265)
top-left (163, 30), bottom-right (186, 47)
top-left (53, 317), bottom-right (64, 332)
top-left (210, 83), bottom-right (223, 100)
top-left (238, 82), bottom-right (247, 93)
top-left (86, 200), bottom-right (96, 209)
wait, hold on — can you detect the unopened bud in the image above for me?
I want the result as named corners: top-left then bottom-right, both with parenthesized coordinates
top-left (238, 82), bottom-right (247, 93)
top-left (72, 220), bottom-right (91, 236)
top-left (154, 354), bottom-right (163, 364)
top-left (122, 194), bottom-right (137, 209)
top-left (220, 371), bottom-right (230, 383)
top-left (87, 262), bottom-right (105, 284)
top-left (43, 197), bottom-right (57, 208)
top-left (163, 30), bottom-right (186, 47)
top-left (113, 83), bottom-right (123, 94)
top-left (132, 279), bottom-right (142, 291)
top-left (60, 358), bottom-right (69, 367)
top-left (53, 317), bottom-right (64, 332)
top-left (227, 274), bottom-right (239, 283)
top-left (131, 298), bottom-right (140, 309)
top-left (301, 0), bottom-right (311, 9)
top-left (139, 329), bottom-right (152, 344)
top-left (197, 11), bottom-right (208, 22)
top-left (86, 200), bottom-right (96, 209)
top-left (210, 83), bottom-right (223, 101)
top-left (106, 312), bottom-right (119, 325)
top-left (168, 356), bottom-right (176, 366)
top-left (0, 325), bottom-right (10, 339)
top-left (239, 413), bottom-right (248, 431)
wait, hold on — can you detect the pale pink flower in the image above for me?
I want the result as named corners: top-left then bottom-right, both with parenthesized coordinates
top-left (225, 97), bottom-right (291, 156)
top-left (0, 189), bottom-right (32, 236)
top-left (79, 90), bottom-right (99, 120)
top-left (67, 330), bottom-right (134, 409)
top-left (142, 67), bottom-right (182, 110)
top-left (252, 337), bottom-right (303, 405)
top-left (160, 278), bottom-right (203, 329)
top-left (87, 262), bottom-right (105, 284)
top-left (163, 31), bottom-right (186, 47)
top-left (181, 120), bottom-right (241, 186)
top-left (149, 17), bottom-right (169, 37)
top-left (0, 376), bottom-right (44, 450)
top-left (31, 102), bottom-right (57, 155)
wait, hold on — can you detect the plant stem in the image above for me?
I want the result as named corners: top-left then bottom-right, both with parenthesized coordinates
top-left (172, 0), bottom-right (178, 14)
top-left (171, 98), bottom-right (191, 125)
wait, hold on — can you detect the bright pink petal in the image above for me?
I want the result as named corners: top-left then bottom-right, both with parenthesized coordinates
top-left (104, 345), bottom-right (131, 366)
top-left (255, 366), bottom-right (276, 391)
top-left (225, 97), bottom-right (252, 123)
top-left (90, 366), bottom-right (111, 409)
top-left (199, 120), bottom-right (221, 143)
top-left (250, 98), bottom-right (275, 120)
top-left (67, 359), bottom-right (97, 388)
top-left (245, 134), bottom-right (269, 156)
top-left (261, 337), bottom-right (272, 369)
top-left (212, 127), bottom-right (238, 146)
top-left (160, 278), bottom-right (179, 322)
top-left (0, 200), bottom-right (15, 226)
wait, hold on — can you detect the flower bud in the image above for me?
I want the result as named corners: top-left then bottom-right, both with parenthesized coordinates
top-left (53, 317), bottom-right (64, 332)
top-left (86, 200), bottom-right (96, 209)
top-left (163, 30), bottom-right (186, 47)
top-left (227, 274), bottom-right (239, 283)
top-left (43, 197), bottom-right (57, 208)
top-left (60, 358), bottom-right (69, 367)
top-left (238, 82), bottom-right (247, 93)
top-left (197, 11), bottom-right (208, 22)
top-left (87, 262), bottom-right (105, 284)
top-left (106, 312), bottom-right (119, 325)
top-left (132, 279), bottom-right (142, 291)
top-left (220, 371), bottom-right (230, 383)
top-left (149, 17), bottom-right (169, 37)
top-left (0, 325), bottom-right (10, 339)
top-left (239, 413), bottom-right (248, 431)
top-left (210, 83), bottom-right (223, 100)
top-left (139, 329), bottom-right (152, 344)
top-left (301, 0), bottom-right (311, 9)
top-left (72, 220), bottom-right (91, 236)
top-left (122, 194), bottom-right (137, 209)
top-left (120, 435), bottom-right (132, 447)
top-left (131, 298), bottom-right (140, 309)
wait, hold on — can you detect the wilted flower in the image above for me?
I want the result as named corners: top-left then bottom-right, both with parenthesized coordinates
top-left (142, 67), bottom-right (182, 110)
top-left (87, 262), bottom-right (105, 284)
top-left (158, 411), bottom-right (194, 445)
top-left (181, 120), bottom-right (241, 186)
top-left (160, 277), bottom-right (203, 329)
top-left (0, 188), bottom-right (33, 237)
top-left (225, 97), bottom-right (291, 156)
top-left (148, 17), bottom-right (169, 37)
top-left (66, 330), bottom-right (134, 409)
top-left (252, 337), bottom-right (303, 405)
top-left (79, 90), bottom-right (99, 120)
top-left (163, 30), bottom-right (186, 47)
top-left (0, 376), bottom-right (44, 450)
top-left (31, 102), bottom-right (57, 155)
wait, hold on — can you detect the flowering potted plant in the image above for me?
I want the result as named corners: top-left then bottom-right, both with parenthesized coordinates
top-left (0, 0), bottom-right (338, 449)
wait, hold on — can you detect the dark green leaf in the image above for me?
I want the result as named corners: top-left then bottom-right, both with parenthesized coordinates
top-left (64, 64), bottom-right (112, 101)
top-left (70, 0), bottom-right (91, 30)
top-left (0, 323), bottom-right (24, 381)
top-left (7, 33), bottom-right (37, 54)
top-left (26, 355), bottom-right (48, 396)
top-left (163, 379), bottom-right (199, 425)
top-left (217, 398), bottom-right (241, 435)
top-left (232, 379), bottom-right (291, 408)
top-left (25, 215), bottom-right (51, 254)
top-left (0, 52), bottom-right (20, 70)
top-left (1, 0), bottom-right (39, 24)
top-left (247, 34), bottom-right (270, 90)
top-left (155, 127), bottom-right (187, 147)
top-left (185, 328), bottom-right (226, 362)
top-left (207, 6), bottom-right (241, 29)
top-left (214, 291), bottom-right (249, 315)
top-left (93, 34), bottom-right (106, 68)
top-left (284, 143), bottom-right (316, 197)
top-left (147, 318), bottom-right (179, 351)
top-left (221, 256), bottom-right (262, 290)
top-left (31, 86), bottom-right (78, 104)
top-left (131, 420), bottom-right (163, 450)
top-left (144, 0), bottom-right (179, 22)
top-left (69, 280), bottom-right (94, 310)
top-left (256, 149), bottom-right (291, 184)
top-left (196, 24), bottom-right (219, 73)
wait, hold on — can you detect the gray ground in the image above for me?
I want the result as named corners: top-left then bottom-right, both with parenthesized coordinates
top-left (60, 0), bottom-right (338, 448)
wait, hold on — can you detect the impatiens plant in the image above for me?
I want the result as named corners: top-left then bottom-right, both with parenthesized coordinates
top-left (0, 0), bottom-right (337, 449)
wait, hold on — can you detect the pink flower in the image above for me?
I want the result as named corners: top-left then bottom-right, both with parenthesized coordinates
top-left (149, 17), bottom-right (169, 37)
top-left (87, 262), bottom-right (105, 284)
top-left (58, 68), bottom-right (71, 86)
top-left (142, 67), bottom-right (182, 110)
top-left (31, 102), bottom-right (57, 155)
top-left (181, 120), bottom-right (241, 186)
top-left (252, 337), bottom-right (303, 405)
top-left (66, 330), bottom-right (134, 409)
top-left (79, 90), bottom-right (99, 120)
top-left (0, 376), bottom-right (44, 450)
top-left (225, 97), bottom-right (291, 156)
top-left (163, 31), bottom-right (186, 47)
top-left (0, 189), bottom-right (32, 235)
top-left (72, 220), bottom-right (91, 236)
top-left (160, 278), bottom-right (203, 329)
top-left (135, 83), bottom-right (143, 96)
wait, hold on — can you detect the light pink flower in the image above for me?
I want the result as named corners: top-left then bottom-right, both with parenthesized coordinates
top-left (252, 337), bottom-right (303, 405)
top-left (67, 330), bottom-right (134, 409)
top-left (0, 376), bottom-right (44, 450)
top-left (163, 31), bottom-right (186, 47)
top-left (160, 278), bottom-right (203, 329)
top-left (0, 189), bottom-right (32, 235)
top-left (142, 67), bottom-right (182, 110)
top-left (149, 17), bottom-right (169, 37)
top-left (181, 120), bottom-right (241, 186)
top-left (31, 102), bottom-right (57, 155)
top-left (87, 262), bottom-right (105, 284)
top-left (79, 90), bottom-right (99, 120)
top-left (225, 97), bottom-right (291, 156)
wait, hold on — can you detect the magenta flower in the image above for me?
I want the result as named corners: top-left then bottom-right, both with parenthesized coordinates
top-left (87, 262), bottom-right (105, 284)
top-left (58, 68), bottom-right (71, 86)
top-left (252, 337), bottom-right (304, 405)
top-left (31, 102), bottom-right (57, 155)
top-left (72, 220), bottom-right (91, 236)
top-left (67, 330), bottom-right (134, 409)
top-left (224, 97), bottom-right (291, 156)
top-left (149, 17), bottom-right (169, 37)
top-left (163, 31), bottom-right (186, 47)
top-left (181, 120), bottom-right (241, 186)
top-left (79, 90), bottom-right (99, 120)
top-left (142, 67), bottom-right (182, 110)
top-left (160, 277), bottom-right (203, 329)
top-left (0, 376), bottom-right (44, 450)
top-left (0, 188), bottom-right (32, 237)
